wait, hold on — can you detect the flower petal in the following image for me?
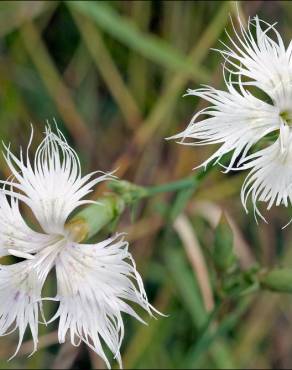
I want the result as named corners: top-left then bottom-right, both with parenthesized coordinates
top-left (2, 125), bottom-right (113, 235)
top-left (0, 241), bottom-right (58, 358)
top-left (241, 128), bottom-right (292, 220)
top-left (53, 235), bottom-right (154, 369)
top-left (169, 81), bottom-right (280, 170)
top-left (0, 194), bottom-right (56, 258)
top-left (220, 16), bottom-right (292, 111)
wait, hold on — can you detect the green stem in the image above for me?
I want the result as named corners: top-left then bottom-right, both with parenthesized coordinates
top-left (108, 164), bottom-right (213, 202)
top-left (143, 166), bottom-right (209, 197)
top-left (66, 165), bottom-right (213, 242)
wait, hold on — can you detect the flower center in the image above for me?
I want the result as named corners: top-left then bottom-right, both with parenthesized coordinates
top-left (280, 110), bottom-right (292, 125)
top-left (64, 219), bottom-right (89, 243)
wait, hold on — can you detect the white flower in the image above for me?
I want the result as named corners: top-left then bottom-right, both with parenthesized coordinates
top-left (0, 126), bottom-right (155, 367)
top-left (170, 15), bottom-right (292, 218)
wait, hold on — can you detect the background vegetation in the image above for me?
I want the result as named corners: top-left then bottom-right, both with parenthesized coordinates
top-left (0, 1), bottom-right (292, 369)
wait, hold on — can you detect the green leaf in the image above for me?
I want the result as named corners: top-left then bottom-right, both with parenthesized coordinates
top-left (67, 1), bottom-right (210, 81)
top-left (165, 246), bottom-right (207, 329)
top-left (213, 214), bottom-right (237, 272)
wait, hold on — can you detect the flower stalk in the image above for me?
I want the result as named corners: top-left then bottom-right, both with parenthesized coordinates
top-left (66, 167), bottom-right (212, 242)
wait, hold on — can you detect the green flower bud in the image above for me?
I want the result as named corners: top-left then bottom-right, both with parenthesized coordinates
top-left (260, 268), bottom-right (292, 293)
top-left (213, 214), bottom-right (236, 272)
top-left (66, 194), bottom-right (125, 242)
top-left (108, 180), bottom-right (148, 203)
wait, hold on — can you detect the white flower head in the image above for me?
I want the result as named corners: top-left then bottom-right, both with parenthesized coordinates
top-left (0, 125), bottom-right (156, 367)
top-left (169, 15), bottom-right (292, 219)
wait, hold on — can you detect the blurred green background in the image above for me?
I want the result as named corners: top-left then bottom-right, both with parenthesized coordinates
top-left (1, 1), bottom-right (292, 369)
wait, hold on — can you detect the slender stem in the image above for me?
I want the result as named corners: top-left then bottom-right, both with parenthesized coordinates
top-left (143, 175), bottom-right (199, 196)
top-left (66, 165), bottom-right (214, 242)
top-left (143, 166), bottom-right (211, 197)
top-left (108, 164), bottom-right (214, 203)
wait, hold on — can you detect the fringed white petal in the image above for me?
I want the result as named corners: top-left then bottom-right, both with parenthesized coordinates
top-left (169, 82), bottom-right (280, 170)
top-left (241, 127), bottom-right (292, 221)
top-left (0, 240), bottom-right (59, 358)
top-left (220, 15), bottom-right (292, 111)
top-left (53, 235), bottom-right (155, 369)
top-left (2, 125), bottom-right (114, 234)
top-left (0, 193), bottom-right (58, 258)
